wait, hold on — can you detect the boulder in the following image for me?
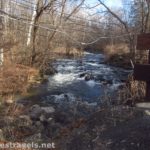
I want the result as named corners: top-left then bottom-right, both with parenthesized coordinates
top-left (4, 116), bottom-right (14, 124)
top-left (5, 99), bottom-right (14, 104)
top-left (136, 102), bottom-right (150, 110)
top-left (19, 115), bottom-right (32, 126)
top-left (40, 115), bottom-right (46, 122)
top-left (29, 105), bottom-right (55, 121)
top-left (44, 67), bottom-right (53, 75)
top-left (40, 67), bottom-right (57, 76)
top-left (25, 133), bottom-right (43, 142)
top-left (35, 121), bottom-right (42, 127)
top-left (79, 73), bottom-right (86, 78)
top-left (47, 117), bottom-right (53, 122)
top-left (107, 80), bottom-right (113, 84)
top-left (29, 105), bottom-right (43, 120)
top-left (0, 129), bottom-right (4, 141)
top-left (101, 79), bottom-right (113, 85)
top-left (94, 75), bottom-right (105, 81)
top-left (85, 74), bottom-right (94, 81)
top-left (41, 106), bottom-right (55, 114)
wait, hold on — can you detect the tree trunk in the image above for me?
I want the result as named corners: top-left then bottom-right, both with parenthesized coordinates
top-left (0, 49), bottom-right (4, 65)
top-left (0, 0), bottom-right (4, 65)
top-left (27, 0), bottom-right (38, 46)
top-left (98, 0), bottom-right (136, 61)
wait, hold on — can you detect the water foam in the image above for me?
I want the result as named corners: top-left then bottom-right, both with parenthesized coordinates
top-left (86, 80), bottom-right (96, 88)
top-left (51, 73), bottom-right (76, 84)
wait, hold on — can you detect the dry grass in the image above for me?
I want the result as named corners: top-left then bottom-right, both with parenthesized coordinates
top-left (0, 63), bottom-right (39, 101)
top-left (52, 46), bottom-right (83, 58)
top-left (103, 43), bottom-right (131, 69)
top-left (117, 74), bottom-right (146, 105)
top-left (104, 43), bottom-right (129, 57)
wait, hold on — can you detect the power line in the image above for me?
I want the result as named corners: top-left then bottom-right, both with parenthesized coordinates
top-left (9, 0), bottom-right (118, 27)
top-left (10, 0), bottom-right (35, 10)
top-left (20, 0), bottom-right (36, 6)
top-left (6, 0), bottom-right (122, 32)
top-left (8, 0), bottom-right (128, 31)
top-left (0, 10), bottom-right (133, 46)
top-left (2, 0), bottom-right (105, 26)
top-left (1, 5), bottom-right (116, 36)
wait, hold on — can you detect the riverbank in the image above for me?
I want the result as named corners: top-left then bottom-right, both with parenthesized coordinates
top-left (0, 47), bottom-right (83, 103)
top-left (105, 53), bottom-right (132, 69)
top-left (0, 51), bottom-right (137, 150)
top-left (0, 98), bottom-right (150, 150)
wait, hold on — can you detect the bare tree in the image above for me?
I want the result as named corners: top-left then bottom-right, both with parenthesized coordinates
top-left (0, 0), bottom-right (4, 65)
top-left (27, 0), bottom-right (38, 46)
top-left (98, 0), bottom-right (136, 60)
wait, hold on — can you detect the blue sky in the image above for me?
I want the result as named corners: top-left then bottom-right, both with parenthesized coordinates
top-left (82, 0), bottom-right (123, 16)
top-left (106, 0), bottom-right (122, 8)
top-left (85, 0), bottom-right (123, 8)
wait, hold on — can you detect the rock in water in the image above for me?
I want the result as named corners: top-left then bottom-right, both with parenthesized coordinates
top-left (85, 73), bottom-right (94, 81)
top-left (79, 73), bottom-right (86, 78)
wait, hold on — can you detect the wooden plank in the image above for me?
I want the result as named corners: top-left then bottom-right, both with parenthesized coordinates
top-left (137, 33), bottom-right (150, 50)
top-left (134, 64), bottom-right (150, 81)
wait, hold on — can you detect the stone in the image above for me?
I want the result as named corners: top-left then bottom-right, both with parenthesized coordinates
top-left (41, 78), bottom-right (49, 84)
top-left (101, 79), bottom-right (113, 85)
top-left (40, 67), bottom-right (57, 76)
top-left (19, 115), bottom-right (32, 126)
top-left (79, 73), bottom-right (86, 78)
top-left (45, 68), bottom-right (55, 75)
top-left (47, 117), bottom-right (53, 122)
top-left (94, 75), bottom-right (104, 81)
top-left (136, 102), bottom-right (150, 110)
top-left (31, 104), bottom-right (40, 109)
top-left (35, 121), bottom-right (42, 127)
top-left (25, 133), bottom-right (43, 142)
top-left (14, 103), bottom-right (26, 111)
top-left (107, 80), bottom-right (113, 84)
top-left (85, 74), bottom-right (94, 81)
top-left (41, 106), bottom-right (55, 114)
top-left (5, 99), bottom-right (14, 104)
top-left (0, 129), bottom-right (4, 141)
top-left (29, 105), bottom-right (43, 120)
top-left (40, 115), bottom-right (46, 122)
top-left (4, 116), bottom-right (14, 123)
top-left (145, 110), bottom-right (150, 116)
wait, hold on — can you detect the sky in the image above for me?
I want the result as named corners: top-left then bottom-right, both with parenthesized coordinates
top-left (84, 0), bottom-right (123, 8)
top-left (106, 0), bottom-right (123, 8)
top-left (82, 0), bottom-right (123, 17)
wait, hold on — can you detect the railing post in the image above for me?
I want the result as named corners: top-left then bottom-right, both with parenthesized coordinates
top-left (146, 50), bottom-right (150, 101)
top-left (134, 33), bottom-right (150, 102)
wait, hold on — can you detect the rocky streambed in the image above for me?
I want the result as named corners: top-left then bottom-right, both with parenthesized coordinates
top-left (1, 100), bottom-right (149, 150)
top-left (0, 51), bottom-right (138, 149)
top-left (46, 52), bottom-right (131, 103)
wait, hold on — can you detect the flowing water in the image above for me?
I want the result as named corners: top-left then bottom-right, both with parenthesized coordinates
top-left (43, 52), bottom-right (131, 104)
